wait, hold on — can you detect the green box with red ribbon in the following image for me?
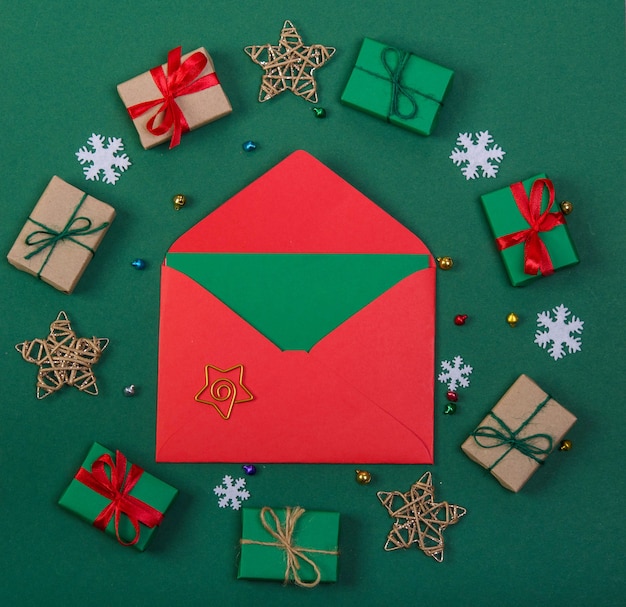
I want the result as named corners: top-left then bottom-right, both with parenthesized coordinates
top-left (58, 443), bottom-right (178, 551)
top-left (480, 174), bottom-right (579, 286)
top-left (340, 37), bottom-right (454, 136)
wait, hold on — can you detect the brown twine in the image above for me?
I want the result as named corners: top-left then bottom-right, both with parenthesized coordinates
top-left (244, 20), bottom-right (335, 103)
top-left (240, 506), bottom-right (338, 588)
top-left (377, 471), bottom-right (466, 563)
top-left (15, 311), bottom-right (108, 399)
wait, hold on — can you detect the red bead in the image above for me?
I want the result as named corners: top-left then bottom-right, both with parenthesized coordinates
top-left (454, 314), bottom-right (468, 326)
top-left (446, 391), bottom-right (458, 402)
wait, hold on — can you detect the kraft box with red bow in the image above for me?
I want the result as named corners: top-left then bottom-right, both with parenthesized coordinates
top-left (58, 443), bottom-right (178, 550)
top-left (117, 46), bottom-right (232, 149)
top-left (480, 174), bottom-right (579, 286)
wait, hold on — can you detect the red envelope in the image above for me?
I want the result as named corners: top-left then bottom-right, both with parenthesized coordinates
top-left (156, 151), bottom-right (435, 463)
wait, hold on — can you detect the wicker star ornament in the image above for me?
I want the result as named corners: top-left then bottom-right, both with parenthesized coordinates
top-left (244, 20), bottom-right (335, 103)
top-left (377, 472), bottom-right (466, 562)
top-left (16, 311), bottom-right (108, 399)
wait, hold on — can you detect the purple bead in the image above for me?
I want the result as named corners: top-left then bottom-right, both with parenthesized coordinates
top-left (242, 464), bottom-right (257, 475)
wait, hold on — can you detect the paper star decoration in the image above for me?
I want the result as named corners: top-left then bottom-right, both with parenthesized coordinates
top-left (377, 472), bottom-right (466, 562)
top-left (194, 364), bottom-right (254, 420)
top-left (244, 20), bottom-right (335, 103)
top-left (15, 311), bottom-right (109, 399)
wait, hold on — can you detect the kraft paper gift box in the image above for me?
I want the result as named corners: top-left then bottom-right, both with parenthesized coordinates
top-left (7, 176), bottom-right (115, 294)
top-left (461, 374), bottom-right (577, 492)
top-left (238, 507), bottom-right (340, 586)
top-left (155, 150), bottom-right (436, 464)
top-left (58, 442), bottom-right (178, 550)
top-left (480, 174), bottom-right (579, 286)
top-left (117, 46), bottom-right (232, 149)
top-left (340, 37), bottom-right (454, 136)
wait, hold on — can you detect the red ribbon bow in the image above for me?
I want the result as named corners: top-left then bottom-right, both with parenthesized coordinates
top-left (75, 451), bottom-right (164, 546)
top-left (127, 47), bottom-right (220, 148)
top-left (495, 178), bottom-right (566, 276)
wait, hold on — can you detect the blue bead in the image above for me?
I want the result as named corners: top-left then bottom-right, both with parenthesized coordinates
top-left (242, 140), bottom-right (257, 152)
top-left (131, 258), bottom-right (146, 270)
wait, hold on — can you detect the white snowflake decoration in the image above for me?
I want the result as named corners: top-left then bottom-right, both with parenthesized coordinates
top-left (449, 130), bottom-right (505, 180)
top-left (75, 133), bottom-right (131, 185)
top-left (437, 355), bottom-right (473, 391)
top-left (534, 304), bottom-right (584, 361)
top-left (213, 475), bottom-right (250, 510)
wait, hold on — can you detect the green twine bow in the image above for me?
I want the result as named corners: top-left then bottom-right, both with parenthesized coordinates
top-left (23, 193), bottom-right (110, 278)
top-left (380, 47), bottom-right (418, 120)
top-left (472, 395), bottom-right (554, 470)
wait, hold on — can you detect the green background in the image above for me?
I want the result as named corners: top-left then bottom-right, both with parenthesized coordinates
top-left (1, 1), bottom-right (624, 605)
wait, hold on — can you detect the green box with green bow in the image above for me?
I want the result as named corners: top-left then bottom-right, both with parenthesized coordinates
top-left (340, 37), bottom-right (454, 136)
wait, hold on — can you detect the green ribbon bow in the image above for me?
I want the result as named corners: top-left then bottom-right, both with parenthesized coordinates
top-left (472, 395), bottom-right (554, 470)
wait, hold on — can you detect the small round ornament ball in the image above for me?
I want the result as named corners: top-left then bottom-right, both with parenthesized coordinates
top-left (506, 312), bottom-right (519, 327)
top-left (560, 201), bottom-right (574, 215)
top-left (559, 439), bottom-right (573, 451)
top-left (454, 314), bottom-right (468, 326)
top-left (242, 140), bottom-right (257, 152)
top-left (446, 390), bottom-right (458, 402)
top-left (131, 258), bottom-right (146, 270)
top-left (123, 384), bottom-right (136, 397)
top-left (312, 107), bottom-right (327, 118)
top-left (242, 464), bottom-right (257, 475)
top-left (443, 402), bottom-right (457, 415)
top-left (173, 194), bottom-right (187, 211)
top-left (355, 469), bottom-right (372, 485)
top-left (436, 256), bottom-right (454, 270)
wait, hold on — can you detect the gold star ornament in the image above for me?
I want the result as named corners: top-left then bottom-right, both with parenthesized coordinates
top-left (16, 311), bottom-right (109, 399)
top-left (244, 20), bottom-right (335, 103)
top-left (377, 471), bottom-right (466, 562)
top-left (194, 364), bottom-right (254, 420)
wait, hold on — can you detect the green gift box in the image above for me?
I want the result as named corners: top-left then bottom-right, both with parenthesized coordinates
top-left (480, 174), bottom-right (579, 287)
top-left (238, 507), bottom-right (340, 587)
top-left (340, 37), bottom-right (454, 136)
top-left (58, 442), bottom-right (178, 551)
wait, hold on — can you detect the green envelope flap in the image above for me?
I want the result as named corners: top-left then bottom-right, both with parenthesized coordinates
top-left (166, 253), bottom-right (430, 351)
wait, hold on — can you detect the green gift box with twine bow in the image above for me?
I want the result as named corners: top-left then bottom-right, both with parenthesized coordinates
top-left (461, 375), bottom-right (577, 492)
top-left (238, 507), bottom-right (340, 587)
top-left (340, 37), bottom-right (454, 136)
top-left (7, 176), bottom-right (115, 293)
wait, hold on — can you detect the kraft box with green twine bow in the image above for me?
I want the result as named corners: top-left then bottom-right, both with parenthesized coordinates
top-left (7, 176), bottom-right (115, 293)
top-left (238, 507), bottom-right (340, 587)
top-left (461, 375), bottom-right (577, 492)
top-left (340, 38), bottom-right (454, 136)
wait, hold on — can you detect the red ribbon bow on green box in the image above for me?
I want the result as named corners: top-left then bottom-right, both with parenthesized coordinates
top-left (495, 178), bottom-right (566, 276)
top-left (74, 450), bottom-right (164, 546)
top-left (127, 47), bottom-right (220, 148)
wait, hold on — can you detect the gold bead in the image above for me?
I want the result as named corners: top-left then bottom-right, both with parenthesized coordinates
top-left (559, 201), bottom-right (573, 215)
top-left (173, 194), bottom-right (187, 210)
top-left (506, 313), bottom-right (519, 327)
top-left (436, 256), bottom-right (454, 270)
top-left (355, 469), bottom-right (372, 485)
top-left (559, 439), bottom-right (573, 451)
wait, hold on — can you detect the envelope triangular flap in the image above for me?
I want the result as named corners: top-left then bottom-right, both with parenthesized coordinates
top-left (166, 253), bottom-right (429, 351)
top-left (167, 150), bottom-right (432, 255)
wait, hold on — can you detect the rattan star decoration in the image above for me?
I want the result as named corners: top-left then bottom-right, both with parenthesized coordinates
top-left (377, 472), bottom-right (466, 562)
top-left (16, 311), bottom-right (108, 399)
top-left (244, 20), bottom-right (335, 103)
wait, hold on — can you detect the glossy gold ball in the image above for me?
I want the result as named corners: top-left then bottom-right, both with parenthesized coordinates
top-left (355, 469), bottom-right (372, 485)
top-left (559, 439), bottom-right (573, 451)
top-left (559, 201), bottom-right (573, 215)
top-left (173, 194), bottom-right (187, 210)
top-left (506, 313), bottom-right (519, 327)
top-left (436, 256), bottom-right (454, 270)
